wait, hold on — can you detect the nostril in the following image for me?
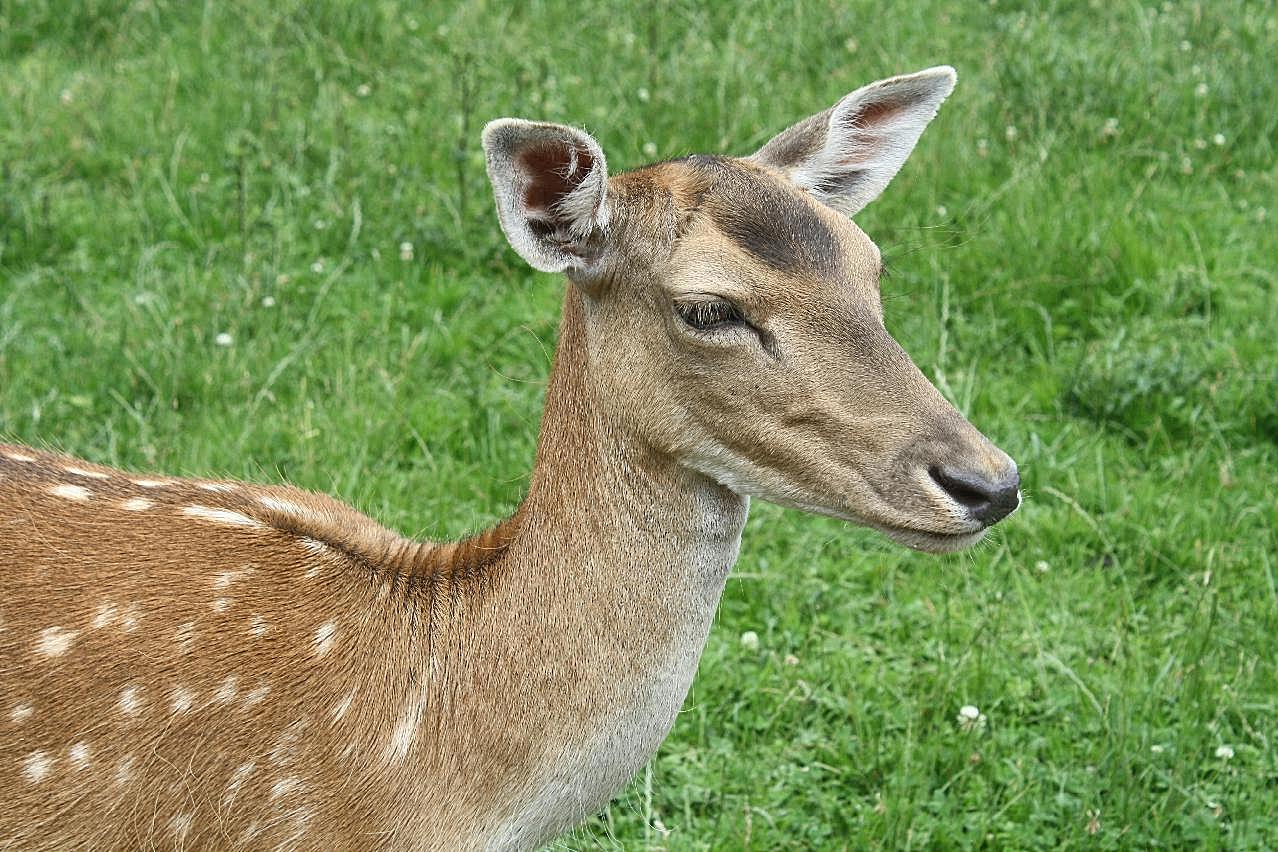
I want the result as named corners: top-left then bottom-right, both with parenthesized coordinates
top-left (929, 465), bottom-right (1021, 525)
top-left (928, 465), bottom-right (989, 510)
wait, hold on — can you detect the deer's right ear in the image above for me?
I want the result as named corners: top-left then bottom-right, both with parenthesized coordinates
top-left (482, 119), bottom-right (610, 274)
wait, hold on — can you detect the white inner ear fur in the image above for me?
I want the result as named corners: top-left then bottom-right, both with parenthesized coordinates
top-left (482, 119), bottom-right (610, 274)
top-left (754, 66), bottom-right (957, 216)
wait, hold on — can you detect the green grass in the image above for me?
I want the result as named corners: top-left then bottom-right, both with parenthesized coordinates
top-left (2, 0), bottom-right (1276, 848)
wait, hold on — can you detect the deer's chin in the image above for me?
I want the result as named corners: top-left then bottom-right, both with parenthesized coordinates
top-left (874, 523), bottom-right (987, 554)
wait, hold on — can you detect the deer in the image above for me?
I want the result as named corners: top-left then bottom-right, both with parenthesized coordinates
top-left (0, 66), bottom-right (1019, 850)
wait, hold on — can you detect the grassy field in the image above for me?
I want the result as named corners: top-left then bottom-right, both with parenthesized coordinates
top-left (2, 0), bottom-right (1276, 848)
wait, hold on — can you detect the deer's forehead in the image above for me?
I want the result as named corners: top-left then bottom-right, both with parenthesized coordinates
top-left (629, 157), bottom-right (877, 280)
top-left (695, 161), bottom-right (845, 278)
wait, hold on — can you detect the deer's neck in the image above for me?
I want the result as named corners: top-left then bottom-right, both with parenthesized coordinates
top-left (439, 284), bottom-right (748, 844)
top-left (504, 282), bottom-right (749, 674)
top-left (520, 283), bottom-right (749, 593)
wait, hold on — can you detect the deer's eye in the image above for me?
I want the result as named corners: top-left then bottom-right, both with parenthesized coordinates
top-left (675, 298), bottom-right (745, 332)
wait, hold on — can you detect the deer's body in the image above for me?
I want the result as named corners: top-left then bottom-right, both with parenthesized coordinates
top-left (2, 68), bottom-right (1021, 849)
top-left (0, 294), bottom-right (745, 849)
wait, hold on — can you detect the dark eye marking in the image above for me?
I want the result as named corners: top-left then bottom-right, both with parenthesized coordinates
top-left (675, 298), bottom-right (745, 331)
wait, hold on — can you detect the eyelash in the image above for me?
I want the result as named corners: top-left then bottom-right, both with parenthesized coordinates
top-left (675, 299), bottom-right (745, 331)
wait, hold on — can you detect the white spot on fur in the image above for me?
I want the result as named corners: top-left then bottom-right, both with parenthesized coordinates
top-left (132, 478), bottom-right (168, 488)
top-left (300, 538), bottom-right (330, 578)
top-left (215, 675), bottom-right (239, 704)
top-left (3, 451), bottom-right (36, 462)
top-left (181, 505), bottom-right (264, 528)
top-left (170, 686), bottom-right (195, 714)
top-left (175, 621), bottom-right (196, 653)
top-left (91, 602), bottom-right (118, 629)
top-left (120, 497), bottom-right (154, 511)
top-left (223, 762), bottom-right (255, 808)
top-left (258, 495), bottom-right (309, 516)
top-left (269, 719), bottom-right (309, 767)
top-left (168, 813), bottom-right (194, 843)
top-left (118, 604), bottom-right (142, 632)
top-left (64, 465), bottom-right (109, 479)
top-left (114, 754), bottom-right (136, 784)
top-left (270, 776), bottom-right (300, 800)
top-left (299, 536), bottom-right (329, 556)
top-left (68, 742), bottom-right (91, 770)
top-left (22, 751), bottom-right (52, 782)
top-left (332, 687), bottom-right (357, 722)
top-left (198, 482), bottom-right (237, 492)
top-left (10, 703), bottom-right (34, 723)
top-left (118, 685), bottom-right (143, 716)
top-left (385, 701), bottom-right (423, 762)
top-left (313, 621), bottom-right (337, 657)
top-left (48, 483), bottom-right (91, 502)
top-left (244, 683), bottom-right (271, 706)
top-left (211, 597), bottom-right (231, 613)
top-left (249, 614), bottom-right (269, 637)
top-left (35, 626), bottom-right (79, 657)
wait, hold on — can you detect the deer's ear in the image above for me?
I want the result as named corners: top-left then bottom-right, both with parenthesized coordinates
top-left (752, 66), bottom-right (957, 216)
top-left (482, 119), bottom-right (610, 273)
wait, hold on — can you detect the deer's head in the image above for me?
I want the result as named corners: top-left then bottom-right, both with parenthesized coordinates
top-left (483, 67), bottom-right (1019, 553)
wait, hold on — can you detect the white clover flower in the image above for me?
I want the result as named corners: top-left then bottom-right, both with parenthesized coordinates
top-left (261, 296), bottom-right (276, 308)
top-left (642, 141), bottom-right (658, 158)
top-left (1195, 82), bottom-right (1209, 97)
top-left (1005, 125), bottom-right (1018, 142)
top-left (957, 704), bottom-right (987, 732)
top-left (311, 260), bottom-right (324, 274)
top-left (1215, 745), bottom-right (1235, 760)
top-left (356, 83), bottom-right (371, 98)
top-left (1035, 560), bottom-right (1051, 573)
top-left (783, 654), bottom-right (800, 666)
top-left (214, 332), bottom-right (233, 347)
top-left (936, 205), bottom-right (947, 217)
top-left (1101, 117), bottom-right (1119, 138)
top-left (1213, 133), bottom-right (1226, 146)
top-left (1194, 138), bottom-right (1208, 150)
top-left (1150, 744), bottom-right (1165, 753)
top-left (739, 630), bottom-right (760, 651)
top-left (636, 87), bottom-right (650, 103)
top-left (399, 241), bottom-right (414, 261)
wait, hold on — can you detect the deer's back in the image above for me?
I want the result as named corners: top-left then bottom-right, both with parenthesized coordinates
top-left (0, 444), bottom-right (473, 850)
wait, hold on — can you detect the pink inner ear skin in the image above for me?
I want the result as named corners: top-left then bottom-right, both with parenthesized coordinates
top-left (518, 144), bottom-right (595, 211)
top-left (848, 96), bottom-right (908, 127)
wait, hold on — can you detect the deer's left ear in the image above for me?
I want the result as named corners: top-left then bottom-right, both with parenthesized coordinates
top-left (483, 119), bottom-right (610, 274)
top-left (752, 66), bottom-right (957, 216)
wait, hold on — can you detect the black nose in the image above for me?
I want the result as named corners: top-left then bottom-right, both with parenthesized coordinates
top-left (929, 465), bottom-right (1021, 526)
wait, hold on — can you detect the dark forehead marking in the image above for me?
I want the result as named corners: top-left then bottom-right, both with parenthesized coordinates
top-left (686, 156), bottom-right (842, 276)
